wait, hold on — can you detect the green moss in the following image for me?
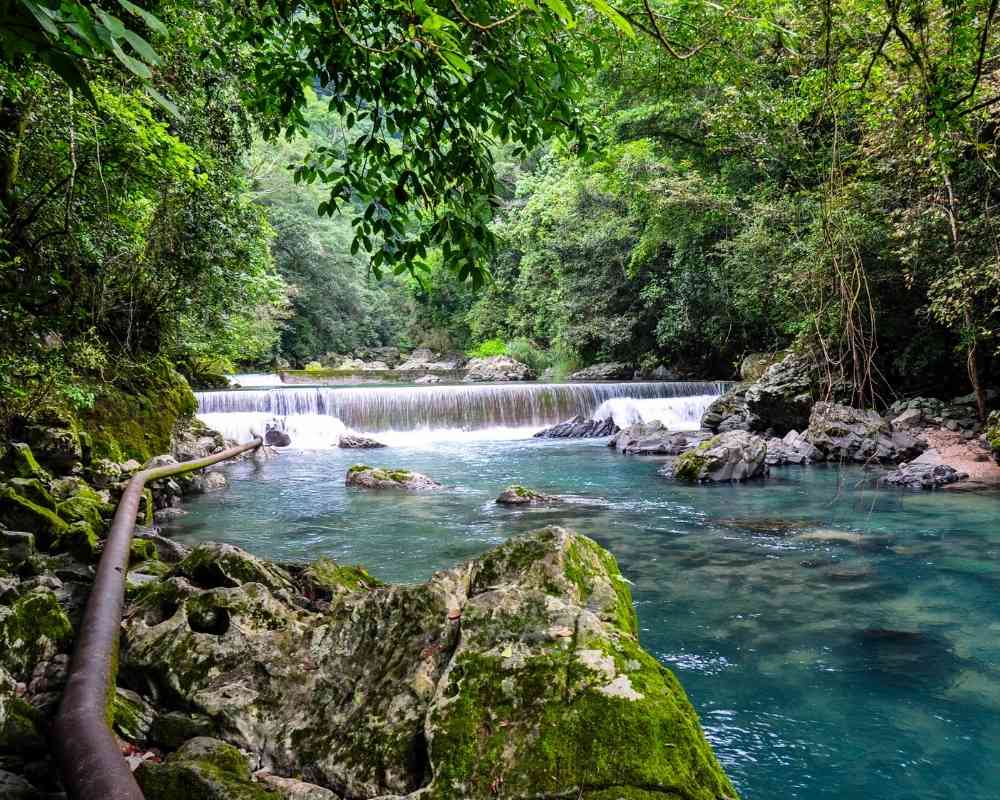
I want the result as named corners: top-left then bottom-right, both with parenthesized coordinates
top-left (304, 557), bottom-right (383, 596)
top-left (136, 738), bottom-right (281, 800)
top-left (3, 443), bottom-right (50, 481)
top-left (56, 493), bottom-right (109, 532)
top-left (986, 411), bottom-right (1000, 455)
top-left (0, 484), bottom-right (70, 549)
top-left (6, 477), bottom-right (56, 509)
top-left (131, 538), bottom-right (159, 565)
top-left (80, 361), bottom-right (197, 463)
top-left (673, 451), bottom-right (709, 482)
top-left (141, 488), bottom-right (154, 526)
top-left (427, 638), bottom-right (737, 800)
top-left (0, 589), bottom-right (73, 678)
top-left (0, 690), bottom-right (46, 753)
top-left (112, 688), bottom-right (154, 741)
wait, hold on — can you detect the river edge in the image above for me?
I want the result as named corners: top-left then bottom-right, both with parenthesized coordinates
top-left (2, 355), bottom-right (998, 799)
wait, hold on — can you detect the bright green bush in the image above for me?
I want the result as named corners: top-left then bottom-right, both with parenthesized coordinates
top-left (304, 361), bottom-right (324, 372)
top-left (467, 339), bottom-right (508, 358)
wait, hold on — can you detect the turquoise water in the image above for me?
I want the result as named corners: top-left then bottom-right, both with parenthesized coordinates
top-left (164, 437), bottom-right (1000, 800)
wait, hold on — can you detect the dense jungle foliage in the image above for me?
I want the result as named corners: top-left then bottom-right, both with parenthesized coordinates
top-left (2, 0), bottom-right (999, 427)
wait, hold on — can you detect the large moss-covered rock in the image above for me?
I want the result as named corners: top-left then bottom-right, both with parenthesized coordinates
top-left (175, 542), bottom-right (296, 594)
top-left (2, 444), bottom-right (50, 482)
top-left (670, 431), bottom-right (768, 483)
top-left (0, 588), bottom-right (73, 680)
top-left (345, 464), bottom-right (443, 491)
top-left (136, 737), bottom-right (280, 800)
top-left (0, 484), bottom-right (97, 558)
top-left (80, 360), bottom-right (197, 463)
top-left (124, 529), bottom-right (737, 800)
top-left (22, 422), bottom-right (83, 473)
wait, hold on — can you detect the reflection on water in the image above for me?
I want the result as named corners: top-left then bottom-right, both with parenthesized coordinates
top-left (165, 438), bottom-right (1000, 800)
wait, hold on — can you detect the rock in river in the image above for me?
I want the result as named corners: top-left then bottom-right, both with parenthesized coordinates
top-left (495, 485), bottom-right (561, 505)
top-left (534, 416), bottom-right (619, 439)
top-left (338, 434), bottom-right (387, 449)
top-left (123, 527), bottom-right (737, 800)
top-left (666, 430), bottom-right (768, 483)
top-left (345, 464), bottom-right (443, 490)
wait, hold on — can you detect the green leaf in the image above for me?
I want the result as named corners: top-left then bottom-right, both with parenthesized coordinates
top-left (40, 49), bottom-right (96, 105)
top-left (20, 0), bottom-right (60, 36)
top-left (93, 7), bottom-right (127, 38)
top-left (116, 0), bottom-right (167, 35)
top-left (109, 36), bottom-right (152, 79)
top-left (121, 29), bottom-right (159, 64)
top-left (541, 0), bottom-right (574, 23)
top-left (440, 50), bottom-right (472, 76)
top-left (145, 85), bottom-right (180, 118)
top-left (589, 0), bottom-right (633, 35)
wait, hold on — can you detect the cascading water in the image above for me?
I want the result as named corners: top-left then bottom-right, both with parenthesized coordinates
top-left (196, 381), bottom-right (729, 447)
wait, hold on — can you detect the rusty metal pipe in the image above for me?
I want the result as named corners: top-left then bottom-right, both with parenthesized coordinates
top-left (53, 437), bottom-right (262, 800)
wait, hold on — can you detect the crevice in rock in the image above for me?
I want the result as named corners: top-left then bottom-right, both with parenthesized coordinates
top-left (186, 603), bottom-right (231, 635)
top-left (186, 560), bottom-right (239, 590)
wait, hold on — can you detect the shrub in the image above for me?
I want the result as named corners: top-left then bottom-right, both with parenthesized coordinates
top-left (467, 338), bottom-right (508, 358)
top-left (506, 338), bottom-right (549, 372)
top-left (304, 361), bottom-right (324, 372)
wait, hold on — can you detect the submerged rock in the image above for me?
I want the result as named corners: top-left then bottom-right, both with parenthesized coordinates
top-left (495, 485), bottom-right (561, 505)
top-left (534, 416), bottom-right (619, 439)
top-left (345, 465), bottom-right (443, 491)
top-left (123, 528), bottom-right (737, 799)
top-left (462, 355), bottom-right (536, 382)
top-left (667, 430), bottom-right (768, 483)
top-left (337, 435), bottom-right (387, 449)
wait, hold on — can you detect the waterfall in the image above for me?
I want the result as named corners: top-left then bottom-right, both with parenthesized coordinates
top-left (195, 381), bottom-right (729, 446)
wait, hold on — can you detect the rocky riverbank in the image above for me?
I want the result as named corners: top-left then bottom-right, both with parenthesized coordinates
top-left (0, 368), bottom-right (738, 799)
top-left (600, 352), bottom-right (1000, 489)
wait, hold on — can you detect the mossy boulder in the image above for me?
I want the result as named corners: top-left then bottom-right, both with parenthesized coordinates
top-left (149, 710), bottom-right (219, 749)
top-left (0, 588), bottom-right (73, 679)
top-left (112, 687), bottom-right (156, 741)
top-left (5, 478), bottom-right (56, 510)
top-left (124, 527), bottom-right (737, 799)
top-left (22, 422), bottom-right (83, 473)
top-left (2, 444), bottom-right (50, 482)
top-left (136, 737), bottom-right (280, 800)
top-left (495, 484), bottom-right (561, 506)
top-left (0, 484), bottom-right (69, 549)
top-left (302, 558), bottom-right (382, 598)
top-left (0, 484), bottom-right (97, 558)
top-left (79, 360), bottom-right (197, 463)
top-left (670, 431), bottom-right (768, 483)
top-left (174, 542), bottom-right (296, 594)
top-left (345, 464), bottom-right (443, 491)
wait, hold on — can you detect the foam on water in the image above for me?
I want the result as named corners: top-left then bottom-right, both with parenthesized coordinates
top-left (592, 395), bottom-right (717, 430)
